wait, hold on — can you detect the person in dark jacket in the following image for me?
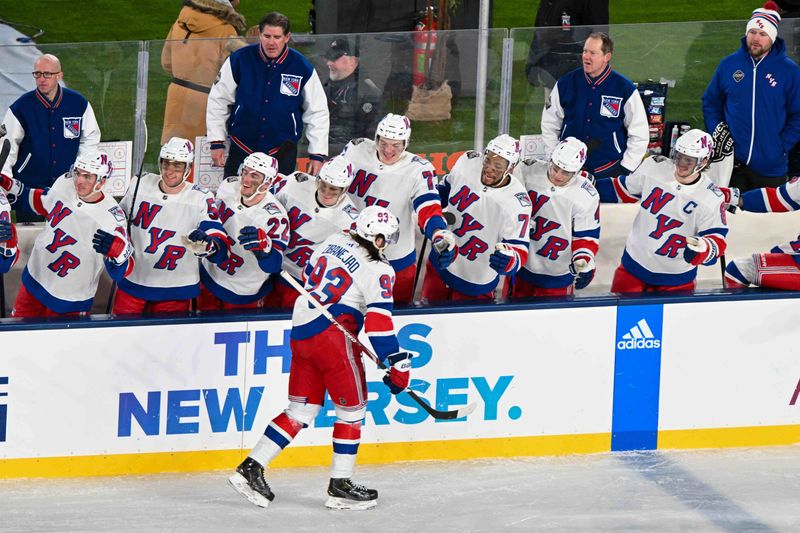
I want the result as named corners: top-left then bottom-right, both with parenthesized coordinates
top-left (323, 38), bottom-right (383, 156)
top-left (525, 0), bottom-right (609, 96)
top-left (703, 4), bottom-right (800, 191)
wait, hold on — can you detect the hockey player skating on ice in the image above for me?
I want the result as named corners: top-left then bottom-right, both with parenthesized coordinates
top-left (342, 113), bottom-right (455, 304)
top-left (229, 206), bottom-right (411, 510)
top-left (198, 152), bottom-right (289, 310)
top-left (265, 154), bottom-right (359, 309)
top-left (514, 137), bottom-right (600, 297)
top-left (113, 137), bottom-right (228, 314)
top-left (0, 151), bottom-right (134, 317)
top-left (721, 176), bottom-right (800, 290)
top-left (420, 134), bottom-right (531, 302)
top-left (595, 129), bottom-right (729, 292)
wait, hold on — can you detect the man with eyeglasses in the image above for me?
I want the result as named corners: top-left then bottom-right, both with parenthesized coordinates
top-left (0, 54), bottom-right (101, 222)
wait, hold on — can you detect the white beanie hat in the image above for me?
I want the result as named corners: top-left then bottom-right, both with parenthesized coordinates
top-left (746, 5), bottom-right (781, 43)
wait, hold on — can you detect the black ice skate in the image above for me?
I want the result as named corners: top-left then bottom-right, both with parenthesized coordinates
top-left (228, 457), bottom-right (274, 508)
top-left (325, 478), bottom-right (378, 510)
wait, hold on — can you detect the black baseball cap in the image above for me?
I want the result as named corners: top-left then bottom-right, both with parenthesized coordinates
top-left (324, 38), bottom-right (356, 61)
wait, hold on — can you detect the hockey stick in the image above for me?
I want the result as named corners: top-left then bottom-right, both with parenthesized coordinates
top-left (0, 137), bottom-right (10, 318)
top-left (106, 122), bottom-right (148, 314)
top-left (280, 270), bottom-right (476, 420)
top-left (411, 210), bottom-right (456, 301)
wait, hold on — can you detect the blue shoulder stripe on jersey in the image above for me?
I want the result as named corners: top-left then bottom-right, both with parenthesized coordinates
top-left (779, 184), bottom-right (800, 210)
top-left (366, 301), bottom-right (393, 312)
top-left (698, 227), bottom-right (729, 237)
top-left (412, 191), bottom-right (442, 211)
top-left (291, 303), bottom-right (364, 340)
top-left (388, 249), bottom-right (416, 272)
top-left (21, 267), bottom-right (93, 313)
top-left (117, 277), bottom-right (200, 301)
top-left (501, 238), bottom-right (529, 248)
top-left (435, 264), bottom-right (499, 296)
top-left (200, 265), bottom-right (273, 304)
top-left (741, 189), bottom-right (769, 212)
top-left (573, 227), bottom-right (600, 239)
top-left (621, 250), bottom-right (697, 286)
top-left (517, 268), bottom-right (574, 288)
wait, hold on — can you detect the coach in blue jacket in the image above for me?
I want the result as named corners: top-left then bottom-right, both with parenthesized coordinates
top-left (206, 11), bottom-right (329, 177)
top-left (1, 54), bottom-right (101, 221)
top-left (703, 6), bottom-right (800, 191)
top-left (541, 32), bottom-right (649, 180)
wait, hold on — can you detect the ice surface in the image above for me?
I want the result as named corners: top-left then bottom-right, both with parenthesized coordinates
top-left (2, 446), bottom-right (799, 532)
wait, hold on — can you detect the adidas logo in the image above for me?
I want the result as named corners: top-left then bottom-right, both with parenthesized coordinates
top-left (617, 319), bottom-right (661, 350)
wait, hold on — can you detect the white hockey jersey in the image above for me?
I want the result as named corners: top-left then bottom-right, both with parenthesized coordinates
top-left (596, 156), bottom-right (728, 285)
top-left (273, 171), bottom-right (359, 282)
top-left (0, 191), bottom-right (19, 274)
top-left (291, 231), bottom-right (400, 361)
top-left (341, 138), bottom-right (446, 271)
top-left (435, 151), bottom-right (531, 295)
top-left (200, 176), bottom-right (290, 303)
top-left (18, 174), bottom-right (132, 312)
top-left (119, 173), bottom-right (226, 301)
top-left (515, 159), bottom-right (600, 288)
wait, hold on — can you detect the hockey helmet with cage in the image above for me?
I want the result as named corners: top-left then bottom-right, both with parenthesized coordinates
top-left (672, 129), bottom-right (713, 173)
top-left (354, 205), bottom-right (399, 250)
top-left (318, 155), bottom-right (355, 189)
top-left (73, 150), bottom-right (113, 181)
top-left (159, 137), bottom-right (194, 182)
top-left (240, 152), bottom-right (279, 184)
top-left (550, 137), bottom-right (587, 174)
top-left (375, 113), bottom-right (412, 148)
top-left (484, 134), bottom-right (521, 169)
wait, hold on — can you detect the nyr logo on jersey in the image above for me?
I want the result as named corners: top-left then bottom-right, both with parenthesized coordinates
top-left (280, 74), bottom-right (303, 96)
top-left (514, 192), bottom-right (531, 207)
top-left (600, 96), bottom-right (622, 118)
top-left (62, 117), bottom-right (81, 138)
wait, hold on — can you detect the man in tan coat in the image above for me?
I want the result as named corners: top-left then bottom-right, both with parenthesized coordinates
top-left (161, 0), bottom-right (246, 144)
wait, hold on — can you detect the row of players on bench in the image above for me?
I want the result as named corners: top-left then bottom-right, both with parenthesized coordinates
top-left (0, 113), bottom-right (796, 317)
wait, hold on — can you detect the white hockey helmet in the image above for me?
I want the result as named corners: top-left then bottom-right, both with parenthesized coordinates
top-left (485, 134), bottom-right (521, 169)
top-left (551, 137), bottom-right (587, 173)
top-left (318, 155), bottom-right (355, 189)
top-left (159, 137), bottom-right (194, 182)
top-left (672, 129), bottom-right (713, 172)
top-left (375, 113), bottom-right (412, 148)
top-left (241, 152), bottom-right (279, 183)
top-left (354, 205), bottom-right (400, 250)
top-left (73, 150), bottom-right (113, 180)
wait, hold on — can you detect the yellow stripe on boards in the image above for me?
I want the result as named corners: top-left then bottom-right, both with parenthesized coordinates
top-left (0, 433), bottom-right (610, 479)
top-left (658, 424), bottom-right (800, 449)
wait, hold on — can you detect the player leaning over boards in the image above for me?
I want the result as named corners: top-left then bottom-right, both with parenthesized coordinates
top-left (198, 152), bottom-right (289, 310)
top-left (720, 176), bottom-right (800, 290)
top-left (265, 154), bottom-right (359, 310)
top-left (1, 151), bottom-right (134, 317)
top-left (229, 206), bottom-right (411, 511)
top-left (420, 134), bottom-right (531, 302)
top-left (595, 129), bottom-right (729, 293)
top-left (514, 137), bottom-right (600, 297)
top-left (342, 113), bottom-right (455, 305)
top-left (113, 137), bottom-right (228, 315)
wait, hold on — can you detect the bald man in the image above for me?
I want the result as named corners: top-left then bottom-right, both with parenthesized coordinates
top-left (1, 54), bottom-right (101, 221)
